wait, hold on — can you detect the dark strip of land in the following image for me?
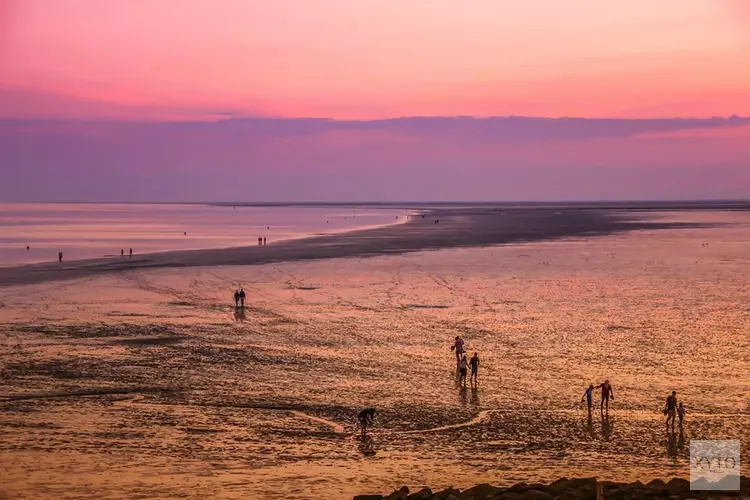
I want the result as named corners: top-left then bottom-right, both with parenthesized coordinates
top-left (0, 203), bottom-right (730, 287)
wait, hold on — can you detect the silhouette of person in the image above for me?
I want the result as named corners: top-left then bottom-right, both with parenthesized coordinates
top-left (263, 237), bottom-right (266, 245)
top-left (458, 356), bottom-right (468, 386)
top-left (582, 384), bottom-right (595, 418)
top-left (238, 288), bottom-right (246, 307)
top-left (258, 237), bottom-right (262, 245)
top-left (26, 246), bottom-right (29, 251)
top-left (129, 248), bottom-right (132, 257)
top-left (121, 249), bottom-right (124, 257)
top-left (233, 290), bottom-right (240, 308)
top-left (451, 336), bottom-right (465, 363)
top-left (665, 391), bottom-right (678, 428)
top-left (596, 380), bottom-right (614, 415)
top-left (469, 352), bottom-right (480, 386)
top-left (358, 408), bottom-right (376, 438)
top-left (58, 251), bottom-right (63, 262)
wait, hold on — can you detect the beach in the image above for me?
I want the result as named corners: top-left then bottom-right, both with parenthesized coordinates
top-left (1, 204), bottom-right (749, 499)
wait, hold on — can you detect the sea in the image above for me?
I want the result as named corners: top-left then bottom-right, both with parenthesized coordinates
top-left (0, 203), bottom-right (404, 266)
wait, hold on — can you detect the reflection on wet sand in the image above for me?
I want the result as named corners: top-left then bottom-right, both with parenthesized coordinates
top-left (1, 210), bottom-right (750, 498)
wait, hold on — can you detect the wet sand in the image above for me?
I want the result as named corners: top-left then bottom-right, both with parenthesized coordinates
top-left (0, 203), bottom-right (726, 287)
top-left (1, 208), bottom-right (749, 499)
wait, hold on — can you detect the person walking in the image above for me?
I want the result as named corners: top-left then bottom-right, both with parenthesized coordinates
top-left (451, 336), bottom-right (465, 363)
top-left (596, 380), bottom-right (614, 414)
top-left (469, 352), bottom-right (480, 386)
top-left (458, 355), bottom-right (468, 386)
top-left (582, 384), bottom-right (595, 417)
top-left (665, 390), bottom-right (678, 428)
top-left (233, 290), bottom-right (240, 308)
top-left (238, 288), bottom-right (246, 307)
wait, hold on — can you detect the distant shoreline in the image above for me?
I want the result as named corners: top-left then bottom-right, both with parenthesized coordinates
top-left (0, 203), bottom-right (735, 288)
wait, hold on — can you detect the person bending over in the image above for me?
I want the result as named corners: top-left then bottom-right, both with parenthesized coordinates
top-left (358, 408), bottom-right (376, 438)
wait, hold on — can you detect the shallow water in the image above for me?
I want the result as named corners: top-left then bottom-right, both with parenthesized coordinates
top-left (1, 210), bottom-right (749, 499)
top-left (0, 203), bottom-right (404, 266)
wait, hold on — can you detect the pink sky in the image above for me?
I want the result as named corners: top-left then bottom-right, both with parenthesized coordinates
top-left (2, 0), bottom-right (750, 120)
top-left (2, 1), bottom-right (750, 201)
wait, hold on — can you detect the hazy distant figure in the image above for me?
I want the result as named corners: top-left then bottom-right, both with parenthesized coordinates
top-left (58, 251), bottom-right (63, 262)
top-left (596, 380), bottom-right (614, 414)
top-left (184, 232), bottom-right (187, 235)
top-left (582, 384), bottom-right (595, 417)
top-left (665, 390), bottom-right (678, 428)
top-left (121, 249), bottom-right (124, 257)
top-left (451, 336), bottom-right (465, 363)
top-left (358, 408), bottom-right (376, 438)
top-left (233, 290), bottom-right (240, 308)
top-left (238, 288), bottom-right (246, 307)
top-left (263, 237), bottom-right (266, 245)
top-left (129, 248), bottom-right (132, 257)
top-left (469, 352), bottom-right (480, 385)
top-left (258, 237), bottom-right (262, 245)
top-left (26, 245), bottom-right (29, 251)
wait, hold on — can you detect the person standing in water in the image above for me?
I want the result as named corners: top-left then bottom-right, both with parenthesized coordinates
top-left (129, 248), bottom-right (132, 257)
top-left (469, 352), bottom-right (480, 386)
top-left (451, 336), bottom-right (465, 363)
top-left (582, 384), bottom-right (595, 417)
top-left (121, 249), bottom-right (124, 257)
top-left (238, 288), bottom-right (246, 307)
top-left (58, 251), bottom-right (63, 262)
top-left (665, 390), bottom-right (678, 428)
top-left (458, 355), bottom-right (468, 386)
top-left (596, 380), bottom-right (614, 414)
top-left (358, 408), bottom-right (376, 438)
top-left (233, 290), bottom-right (240, 308)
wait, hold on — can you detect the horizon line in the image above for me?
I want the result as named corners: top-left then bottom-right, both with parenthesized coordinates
top-left (1, 114), bottom-right (748, 125)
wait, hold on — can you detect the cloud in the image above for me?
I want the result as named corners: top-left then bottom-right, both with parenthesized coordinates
top-left (2, 114), bottom-right (750, 202)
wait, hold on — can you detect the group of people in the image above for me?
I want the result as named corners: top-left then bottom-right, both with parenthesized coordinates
top-left (120, 248), bottom-right (133, 257)
top-left (356, 336), bottom-right (688, 440)
top-left (451, 336), bottom-right (479, 387)
top-left (581, 384), bottom-right (686, 427)
top-left (233, 288), bottom-right (246, 307)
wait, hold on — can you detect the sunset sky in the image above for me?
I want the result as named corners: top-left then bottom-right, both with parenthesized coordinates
top-left (2, 0), bottom-right (750, 201)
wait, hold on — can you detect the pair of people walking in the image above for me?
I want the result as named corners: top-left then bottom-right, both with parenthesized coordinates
top-left (581, 380), bottom-right (614, 416)
top-left (452, 336), bottom-right (479, 386)
top-left (233, 288), bottom-right (246, 308)
top-left (665, 390), bottom-right (686, 427)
